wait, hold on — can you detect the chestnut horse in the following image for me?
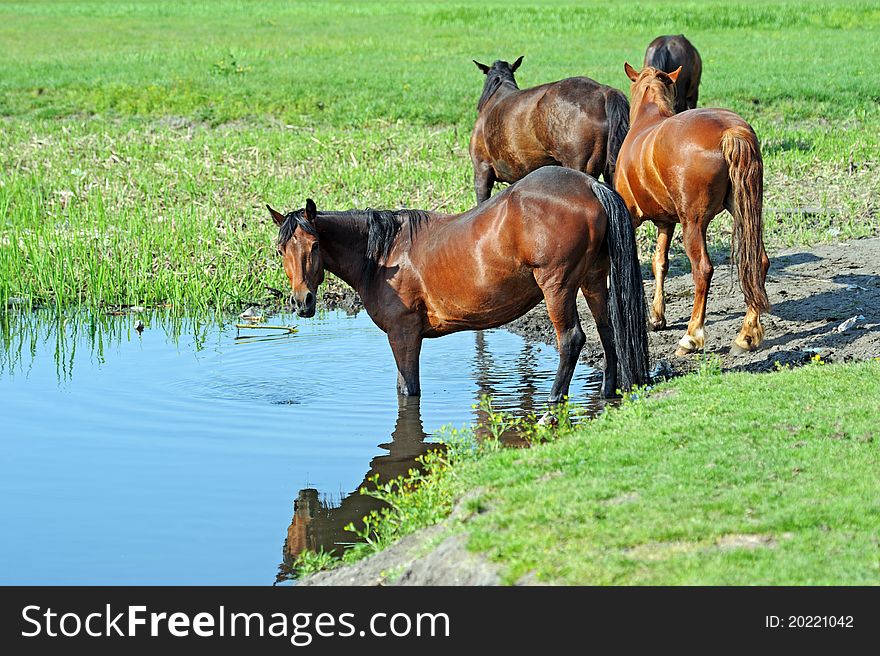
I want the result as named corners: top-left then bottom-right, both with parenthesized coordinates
top-left (268, 167), bottom-right (649, 401)
top-left (644, 35), bottom-right (702, 113)
top-left (469, 56), bottom-right (630, 203)
top-left (614, 63), bottom-right (770, 356)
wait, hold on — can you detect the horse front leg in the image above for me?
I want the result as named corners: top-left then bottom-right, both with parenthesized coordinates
top-left (677, 219), bottom-right (713, 356)
top-left (388, 328), bottom-right (422, 397)
top-left (473, 161), bottom-right (496, 205)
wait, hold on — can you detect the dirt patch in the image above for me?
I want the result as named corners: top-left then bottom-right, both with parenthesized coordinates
top-left (716, 534), bottom-right (779, 550)
top-left (507, 237), bottom-right (880, 376)
top-left (624, 533), bottom-right (779, 562)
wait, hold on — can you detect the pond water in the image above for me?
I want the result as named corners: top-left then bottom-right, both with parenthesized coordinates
top-left (0, 309), bottom-right (601, 585)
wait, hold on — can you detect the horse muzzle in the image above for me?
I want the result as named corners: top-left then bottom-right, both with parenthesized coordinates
top-left (294, 291), bottom-right (316, 318)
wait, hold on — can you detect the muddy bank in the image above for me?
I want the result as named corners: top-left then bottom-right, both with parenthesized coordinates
top-left (508, 237), bottom-right (880, 375)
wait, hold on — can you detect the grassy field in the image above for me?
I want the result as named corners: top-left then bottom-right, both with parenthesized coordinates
top-left (1, 0), bottom-right (879, 310)
top-left (330, 360), bottom-right (880, 584)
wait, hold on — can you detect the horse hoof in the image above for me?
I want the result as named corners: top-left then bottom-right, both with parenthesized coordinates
top-left (649, 318), bottom-right (667, 332)
top-left (730, 341), bottom-right (755, 356)
top-left (675, 332), bottom-right (703, 357)
top-left (537, 412), bottom-right (558, 427)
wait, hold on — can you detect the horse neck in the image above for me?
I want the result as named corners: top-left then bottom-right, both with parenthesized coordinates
top-left (313, 212), bottom-right (372, 293)
top-left (629, 87), bottom-right (675, 128)
top-left (478, 79), bottom-right (518, 112)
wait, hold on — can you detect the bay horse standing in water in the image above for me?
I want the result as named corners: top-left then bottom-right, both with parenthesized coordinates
top-left (614, 63), bottom-right (770, 356)
top-left (644, 35), bottom-right (702, 113)
top-left (268, 167), bottom-right (649, 401)
top-left (469, 56), bottom-right (630, 203)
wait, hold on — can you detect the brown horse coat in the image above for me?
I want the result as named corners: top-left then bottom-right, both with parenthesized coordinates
top-left (644, 34), bottom-right (702, 113)
top-left (270, 167), bottom-right (649, 401)
top-left (615, 63), bottom-right (769, 356)
top-left (469, 57), bottom-right (629, 203)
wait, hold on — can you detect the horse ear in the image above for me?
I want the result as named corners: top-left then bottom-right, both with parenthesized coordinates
top-left (624, 62), bottom-right (639, 82)
top-left (511, 55), bottom-right (524, 72)
top-left (473, 60), bottom-right (490, 74)
top-left (304, 198), bottom-right (317, 223)
top-left (267, 204), bottom-right (286, 227)
top-left (666, 66), bottom-right (682, 83)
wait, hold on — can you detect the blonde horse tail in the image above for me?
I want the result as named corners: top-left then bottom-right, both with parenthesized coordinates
top-left (721, 125), bottom-right (770, 313)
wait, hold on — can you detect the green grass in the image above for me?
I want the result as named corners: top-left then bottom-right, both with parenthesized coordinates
top-left (346, 361), bottom-right (880, 585)
top-left (1, 0), bottom-right (879, 310)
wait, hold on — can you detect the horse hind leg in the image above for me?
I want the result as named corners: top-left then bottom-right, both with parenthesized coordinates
top-left (676, 218), bottom-right (713, 356)
top-left (473, 160), bottom-right (496, 205)
top-left (731, 244), bottom-right (770, 355)
top-left (561, 147), bottom-right (604, 182)
top-left (580, 254), bottom-right (618, 398)
top-left (538, 279), bottom-right (586, 403)
top-left (724, 197), bottom-right (770, 355)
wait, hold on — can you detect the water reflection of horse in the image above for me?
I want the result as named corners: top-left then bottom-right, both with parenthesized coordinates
top-left (276, 334), bottom-right (608, 582)
top-left (268, 167), bottom-right (649, 403)
top-left (277, 397), bottom-right (433, 582)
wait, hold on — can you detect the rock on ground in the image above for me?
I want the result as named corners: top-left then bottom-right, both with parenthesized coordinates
top-left (297, 527), bottom-right (501, 586)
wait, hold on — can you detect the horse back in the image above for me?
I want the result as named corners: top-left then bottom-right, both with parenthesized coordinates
top-left (472, 77), bottom-right (616, 182)
top-left (405, 169), bottom-right (607, 333)
top-left (617, 108), bottom-right (751, 220)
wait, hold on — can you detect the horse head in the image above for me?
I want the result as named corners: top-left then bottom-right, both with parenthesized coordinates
top-left (473, 56), bottom-right (523, 111)
top-left (268, 199), bottom-right (324, 317)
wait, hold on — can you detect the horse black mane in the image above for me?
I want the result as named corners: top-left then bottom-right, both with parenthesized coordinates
top-left (276, 210), bottom-right (318, 249)
top-left (477, 61), bottom-right (519, 111)
top-left (277, 208), bottom-right (431, 278)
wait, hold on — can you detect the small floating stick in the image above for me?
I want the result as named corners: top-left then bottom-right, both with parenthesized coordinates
top-left (235, 323), bottom-right (298, 336)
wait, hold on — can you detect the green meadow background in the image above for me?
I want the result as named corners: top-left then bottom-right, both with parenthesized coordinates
top-left (1, 0), bottom-right (878, 310)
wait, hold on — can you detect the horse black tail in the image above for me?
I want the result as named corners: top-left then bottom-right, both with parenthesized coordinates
top-left (590, 179), bottom-right (649, 391)
top-left (646, 43), bottom-right (672, 72)
top-left (603, 89), bottom-right (630, 188)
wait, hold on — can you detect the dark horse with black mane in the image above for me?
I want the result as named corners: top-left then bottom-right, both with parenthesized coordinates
top-left (643, 35), bottom-right (702, 113)
top-left (469, 56), bottom-right (630, 203)
top-left (268, 167), bottom-right (649, 402)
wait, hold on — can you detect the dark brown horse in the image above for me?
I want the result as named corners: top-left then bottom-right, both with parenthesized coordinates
top-left (469, 56), bottom-right (630, 203)
top-left (644, 34), bottom-right (702, 113)
top-left (614, 63), bottom-right (770, 357)
top-left (268, 167), bottom-right (649, 401)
